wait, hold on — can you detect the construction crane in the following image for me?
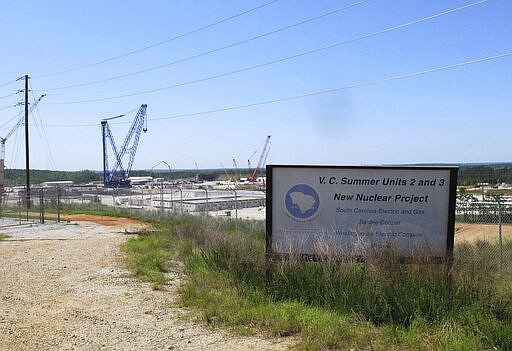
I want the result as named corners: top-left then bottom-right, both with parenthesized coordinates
top-left (0, 94), bottom-right (46, 161)
top-left (101, 104), bottom-right (147, 188)
top-left (220, 162), bottom-right (231, 180)
top-left (232, 158), bottom-right (240, 181)
top-left (247, 135), bottom-right (271, 182)
top-left (0, 94), bottom-right (46, 193)
top-left (247, 159), bottom-right (252, 176)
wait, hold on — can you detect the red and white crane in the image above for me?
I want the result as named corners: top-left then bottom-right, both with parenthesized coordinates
top-left (247, 135), bottom-right (271, 182)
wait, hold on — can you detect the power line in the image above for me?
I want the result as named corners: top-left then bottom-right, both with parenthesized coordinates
top-left (32, 102), bottom-right (57, 170)
top-left (0, 78), bottom-right (18, 89)
top-left (41, 0), bottom-right (370, 91)
top-left (0, 104), bottom-right (19, 112)
top-left (149, 52), bottom-right (512, 121)
top-left (0, 110), bottom-right (23, 130)
top-left (32, 0), bottom-right (279, 79)
top-left (48, 0), bottom-right (492, 105)
top-left (28, 81), bottom-right (57, 169)
top-left (46, 51), bottom-right (512, 127)
top-left (0, 92), bottom-right (17, 100)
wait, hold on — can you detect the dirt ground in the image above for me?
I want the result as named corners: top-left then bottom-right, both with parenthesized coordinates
top-left (59, 214), bottom-right (149, 229)
top-left (0, 216), bottom-right (291, 351)
top-left (1, 215), bottom-right (508, 351)
top-left (455, 222), bottom-right (512, 243)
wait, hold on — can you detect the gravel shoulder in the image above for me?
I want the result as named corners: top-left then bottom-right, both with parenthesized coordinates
top-left (0, 218), bottom-right (291, 351)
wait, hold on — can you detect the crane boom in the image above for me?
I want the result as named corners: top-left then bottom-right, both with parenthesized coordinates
top-left (248, 135), bottom-right (271, 182)
top-left (2, 94), bottom-right (46, 143)
top-left (1, 94), bottom-right (46, 160)
top-left (232, 158), bottom-right (240, 180)
top-left (102, 104), bottom-right (147, 188)
top-left (0, 94), bottom-right (46, 194)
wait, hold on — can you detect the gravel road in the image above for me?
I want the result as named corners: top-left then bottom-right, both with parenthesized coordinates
top-left (0, 218), bottom-right (291, 351)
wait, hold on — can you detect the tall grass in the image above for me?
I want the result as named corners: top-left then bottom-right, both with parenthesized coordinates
top-left (123, 215), bottom-right (512, 350)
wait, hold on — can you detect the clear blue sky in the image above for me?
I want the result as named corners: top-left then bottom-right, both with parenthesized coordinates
top-left (0, 0), bottom-right (510, 171)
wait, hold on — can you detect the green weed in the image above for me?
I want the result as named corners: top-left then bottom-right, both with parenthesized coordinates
top-left (123, 215), bottom-right (512, 350)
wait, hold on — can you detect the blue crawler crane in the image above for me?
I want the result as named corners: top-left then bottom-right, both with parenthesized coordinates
top-left (101, 104), bottom-right (147, 188)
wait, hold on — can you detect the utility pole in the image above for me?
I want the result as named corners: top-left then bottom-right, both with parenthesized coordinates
top-left (24, 75), bottom-right (30, 208)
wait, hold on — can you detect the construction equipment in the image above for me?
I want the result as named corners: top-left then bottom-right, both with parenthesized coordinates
top-left (194, 162), bottom-right (200, 183)
top-left (220, 162), bottom-right (231, 180)
top-left (0, 94), bottom-right (46, 161)
top-left (247, 159), bottom-right (252, 176)
top-left (101, 104), bottom-right (147, 188)
top-left (232, 158), bottom-right (240, 181)
top-left (247, 135), bottom-right (271, 182)
top-left (0, 94), bottom-right (46, 193)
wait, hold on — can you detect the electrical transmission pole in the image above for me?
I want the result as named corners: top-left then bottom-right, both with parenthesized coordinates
top-left (23, 75), bottom-right (30, 208)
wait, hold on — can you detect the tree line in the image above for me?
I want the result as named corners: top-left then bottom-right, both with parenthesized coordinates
top-left (3, 169), bottom-right (222, 186)
top-left (3, 164), bottom-right (511, 187)
top-left (458, 164), bottom-right (512, 186)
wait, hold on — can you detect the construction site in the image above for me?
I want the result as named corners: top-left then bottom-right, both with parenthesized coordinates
top-left (0, 98), bottom-right (271, 221)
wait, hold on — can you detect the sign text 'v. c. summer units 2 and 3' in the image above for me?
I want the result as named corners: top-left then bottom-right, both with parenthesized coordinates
top-left (266, 165), bottom-right (458, 260)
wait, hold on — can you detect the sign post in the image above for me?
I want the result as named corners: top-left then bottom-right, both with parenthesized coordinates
top-left (266, 165), bottom-right (458, 263)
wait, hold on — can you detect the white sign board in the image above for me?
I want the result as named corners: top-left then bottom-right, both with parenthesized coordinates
top-left (267, 165), bottom-right (457, 260)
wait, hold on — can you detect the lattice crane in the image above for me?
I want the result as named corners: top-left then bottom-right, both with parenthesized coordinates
top-left (0, 94), bottom-right (46, 161)
top-left (0, 94), bottom-right (46, 194)
top-left (101, 104), bottom-right (147, 188)
top-left (247, 135), bottom-right (271, 182)
top-left (232, 158), bottom-right (240, 181)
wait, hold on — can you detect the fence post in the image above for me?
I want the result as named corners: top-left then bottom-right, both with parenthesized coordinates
top-left (57, 188), bottom-right (61, 223)
top-left (176, 187), bottom-right (183, 215)
top-left (25, 187), bottom-right (29, 221)
top-left (170, 188), bottom-right (173, 212)
top-left (140, 187), bottom-right (145, 215)
top-left (96, 187), bottom-right (100, 212)
top-left (129, 187), bottom-right (132, 217)
top-left (112, 188), bottom-right (116, 212)
top-left (230, 189), bottom-right (238, 231)
top-left (18, 195), bottom-right (21, 224)
top-left (204, 188), bottom-right (209, 218)
top-left (498, 200), bottom-right (503, 274)
top-left (40, 189), bottom-right (44, 224)
top-left (198, 187), bottom-right (208, 220)
top-left (160, 180), bottom-right (164, 216)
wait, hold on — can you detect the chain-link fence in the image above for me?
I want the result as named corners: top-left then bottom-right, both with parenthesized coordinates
top-left (1, 186), bottom-right (511, 274)
top-left (456, 200), bottom-right (512, 274)
top-left (1, 186), bottom-right (168, 222)
top-left (0, 185), bottom-right (265, 224)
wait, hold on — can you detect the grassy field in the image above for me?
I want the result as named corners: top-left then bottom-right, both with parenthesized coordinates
top-left (120, 216), bottom-right (512, 349)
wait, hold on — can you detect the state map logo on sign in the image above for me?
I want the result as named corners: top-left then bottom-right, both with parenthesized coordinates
top-left (285, 184), bottom-right (320, 221)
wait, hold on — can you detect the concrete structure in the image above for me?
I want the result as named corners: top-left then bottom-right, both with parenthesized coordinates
top-left (40, 181), bottom-right (73, 187)
top-left (158, 195), bottom-right (265, 213)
